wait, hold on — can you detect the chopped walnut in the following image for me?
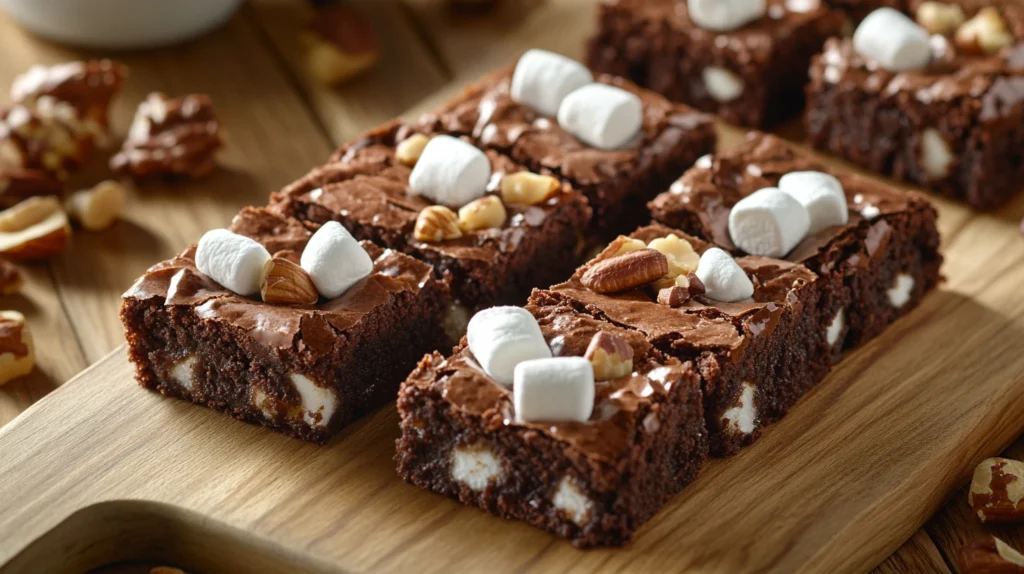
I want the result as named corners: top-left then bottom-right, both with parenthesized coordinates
top-left (10, 60), bottom-right (127, 138)
top-left (0, 101), bottom-right (95, 180)
top-left (110, 92), bottom-right (223, 181)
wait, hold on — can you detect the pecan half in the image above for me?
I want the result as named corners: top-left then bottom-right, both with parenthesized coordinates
top-left (581, 248), bottom-right (668, 294)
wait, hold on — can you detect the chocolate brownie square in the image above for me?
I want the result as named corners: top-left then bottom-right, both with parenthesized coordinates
top-left (649, 132), bottom-right (943, 359)
top-left (537, 223), bottom-right (831, 455)
top-left (806, 1), bottom-right (1024, 209)
top-left (415, 66), bottom-right (716, 236)
top-left (271, 121), bottom-right (591, 323)
top-left (395, 301), bottom-right (707, 548)
top-left (121, 207), bottom-right (450, 443)
top-left (587, 0), bottom-right (848, 127)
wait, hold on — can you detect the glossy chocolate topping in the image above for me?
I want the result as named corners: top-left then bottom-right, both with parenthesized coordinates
top-left (122, 207), bottom-right (438, 351)
top-left (548, 223), bottom-right (817, 362)
top-left (271, 121), bottom-right (589, 264)
top-left (416, 68), bottom-right (712, 188)
top-left (407, 301), bottom-right (696, 463)
top-left (649, 132), bottom-right (932, 274)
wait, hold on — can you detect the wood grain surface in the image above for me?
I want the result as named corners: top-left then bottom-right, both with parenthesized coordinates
top-left (0, 1), bottom-right (1022, 572)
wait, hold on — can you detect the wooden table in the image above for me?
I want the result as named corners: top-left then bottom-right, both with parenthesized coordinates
top-left (0, 1), bottom-right (1021, 571)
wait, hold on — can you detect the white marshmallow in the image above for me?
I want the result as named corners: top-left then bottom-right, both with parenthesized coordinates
top-left (452, 444), bottom-right (502, 491)
top-left (408, 135), bottom-right (491, 207)
top-left (778, 171), bottom-right (849, 234)
top-left (291, 373), bottom-right (338, 428)
top-left (887, 273), bottom-right (915, 308)
top-left (513, 357), bottom-right (595, 423)
top-left (552, 476), bottom-right (593, 525)
top-left (702, 66), bottom-right (745, 103)
top-left (467, 306), bottom-right (551, 386)
top-left (557, 83), bottom-right (642, 150)
top-left (696, 247), bottom-right (755, 303)
top-left (728, 187), bottom-right (810, 258)
top-left (921, 128), bottom-right (953, 179)
top-left (722, 382), bottom-right (757, 435)
top-left (171, 356), bottom-right (197, 391)
top-left (853, 8), bottom-right (932, 72)
top-left (510, 49), bottom-right (594, 117)
top-left (688, 0), bottom-right (767, 32)
top-left (300, 221), bottom-right (374, 299)
top-left (826, 309), bottom-right (845, 348)
top-left (195, 229), bottom-right (272, 296)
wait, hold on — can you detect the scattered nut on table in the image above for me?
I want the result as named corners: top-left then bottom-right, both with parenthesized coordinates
top-left (0, 196), bottom-right (71, 260)
top-left (0, 310), bottom-right (34, 386)
top-left (1, 101), bottom-right (95, 180)
top-left (65, 180), bottom-right (125, 231)
top-left (414, 205), bottom-right (462, 242)
top-left (969, 457), bottom-right (1024, 523)
top-left (959, 535), bottom-right (1024, 573)
top-left (302, 6), bottom-right (380, 86)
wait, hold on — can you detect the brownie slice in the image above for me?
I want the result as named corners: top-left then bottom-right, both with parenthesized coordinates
top-left (415, 67), bottom-right (716, 237)
top-left (805, 2), bottom-right (1024, 209)
top-left (587, 0), bottom-right (848, 128)
top-left (536, 224), bottom-right (831, 456)
top-left (396, 301), bottom-right (707, 548)
top-left (121, 207), bottom-right (450, 444)
top-left (649, 132), bottom-right (943, 359)
top-left (271, 121), bottom-right (591, 320)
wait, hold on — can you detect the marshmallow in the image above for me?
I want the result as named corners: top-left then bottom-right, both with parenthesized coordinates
top-left (728, 187), bottom-right (810, 258)
top-left (920, 128), bottom-right (953, 179)
top-left (702, 67), bottom-right (745, 103)
top-left (887, 273), bottom-right (914, 308)
top-left (300, 221), bottom-right (374, 299)
top-left (467, 306), bottom-right (552, 385)
top-left (195, 229), bottom-right (271, 296)
top-left (695, 247), bottom-right (754, 303)
top-left (778, 171), bottom-right (849, 234)
top-left (557, 83), bottom-right (642, 150)
top-left (688, 0), bottom-right (767, 32)
top-left (853, 8), bottom-right (932, 72)
top-left (408, 135), bottom-right (491, 207)
top-left (510, 49), bottom-right (594, 117)
top-left (513, 357), bottom-right (595, 423)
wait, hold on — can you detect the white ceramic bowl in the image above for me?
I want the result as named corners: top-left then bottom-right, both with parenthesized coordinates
top-left (0, 0), bottom-right (244, 49)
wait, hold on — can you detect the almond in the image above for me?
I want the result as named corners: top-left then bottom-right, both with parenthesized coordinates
top-left (583, 331), bottom-right (634, 381)
top-left (458, 195), bottom-right (507, 232)
top-left (500, 171), bottom-right (561, 206)
top-left (414, 205), bottom-right (462, 243)
top-left (581, 248), bottom-right (668, 294)
top-left (261, 256), bottom-right (319, 305)
top-left (0, 197), bottom-right (71, 260)
top-left (958, 535), bottom-right (1024, 573)
top-left (969, 457), bottom-right (1024, 523)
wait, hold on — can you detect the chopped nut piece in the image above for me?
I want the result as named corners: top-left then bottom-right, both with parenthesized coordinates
top-left (414, 205), bottom-right (463, 242)
top-left (581, 249), bottom-right (668, 294)
top-left (111, 92), bottom-right (223, 181)
top-left (609, 236), bottom-right (647, 257)
top-left (65, 180), bottom-right (125, 231)
top-left (969, 457), bottom-right (1024, 523)
top-left (1, 101), bottom-right (94, 179)
top-left (916, 2), bottom-right (965, 35)
top-left (583, 331), bottom-right (634, 381)
top-left (956, 7), bottom-right (1014, 56)
top-left (657, 273), bottom-right (706, 307)
top-left (0, 197), bottom-right (71, 260)
top-left (0, 168), bottom-right (64, 208)
top-left (10, 60), bottom-right (128, 136)
top-left (647, 234), bottom-right (700, 278)
top-left (458, 195), bottom-right (507, 232)
top-left (959, 535), bottom-right (1024, 573)
top-left (0, 259), bottom-right (23, 296)
top-left (0, 310), bottom-right (34, 385)
top-left (261, 256), bottom-right (319, 305)
top-left (396, 134), bottom-right (430, 166)
top-left (500, 171), bottom-right (561, 206)
top-left (302, 6), bottom-right (380, 86)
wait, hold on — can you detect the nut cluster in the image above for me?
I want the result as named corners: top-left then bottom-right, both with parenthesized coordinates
top-left (111, 92), bottom-right (223, 181)
top-left (917, 4), bottom-right (1015, 56)
top-left (581, 234), bottom-right (704, 306)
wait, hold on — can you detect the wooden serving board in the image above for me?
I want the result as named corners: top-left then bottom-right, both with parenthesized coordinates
top-left (2, 1), bottom-right (1024, 572)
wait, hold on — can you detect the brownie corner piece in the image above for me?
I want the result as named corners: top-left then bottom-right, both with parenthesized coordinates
top-left (121, 206), bottom-right (450, 443)
top-left (395, 302), bottom-right (707, 547)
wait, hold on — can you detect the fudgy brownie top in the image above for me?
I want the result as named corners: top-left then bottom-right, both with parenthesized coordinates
top-left (649, 133), bottom-right (933, 274)
top-left (271, 121), bottom-right (589, 264)
top-left (123, 207), bottom-right (438, 351)
top-left (547, 223), bottom-right (818, 360)
top-left (415, 68), bottom-right (712, 189)
top-left (405, 301), bottom-right (698, 463)
top-left (811, 3), bottom-right (1024, 115)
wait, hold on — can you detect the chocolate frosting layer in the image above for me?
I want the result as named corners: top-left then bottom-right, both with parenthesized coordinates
top-left (546, 223), bottom-right (817, 363)
top-left (416, 68), bottom-right (712, 188)
top-left (408, 301), bottom-right (697, 464)
top-left (123, 207), bottom-right (439, 352)
top-left (271, 120), bottom-right (590, 265)
top-left (649, 132), bottom-right (933, 275)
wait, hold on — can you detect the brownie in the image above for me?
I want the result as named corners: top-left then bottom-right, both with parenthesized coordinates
top-left (120, 207), bottom-right (450, 444)
top-left (587, 0), bottom-right (848, 128)
top-left (806, 2), bottom-right (1024, 209)
top-left (271, 121), bottom-right (591, 321)
top-left (395, 301), bottom-right (707, 548)
top-left (415, 67), bottom-right (716, 237)
top-left (537, 224), bottom-right (831, 455)
top-left (649, 132), bottom-right (943, 359)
